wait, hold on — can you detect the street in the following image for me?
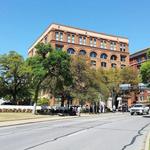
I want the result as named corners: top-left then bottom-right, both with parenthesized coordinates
top-left (0, 113), bottom-right (150, 150)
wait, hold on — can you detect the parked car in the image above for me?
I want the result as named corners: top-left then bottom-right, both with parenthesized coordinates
top-left (130, 104), bottom-right (149, 115)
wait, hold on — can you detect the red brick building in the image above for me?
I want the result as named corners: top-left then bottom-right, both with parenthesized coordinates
top-left (130, 48), bottom-right (149, 69)
top-left (130, 48), bottom-right (150, 104)
top-left (28, 23), bottom-right (129, 69)
top-left (28, 23), bottom-right (130, 107)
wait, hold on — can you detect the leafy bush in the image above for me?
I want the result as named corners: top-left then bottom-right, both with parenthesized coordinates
top-left (37, 97), bottom-right (49, 106)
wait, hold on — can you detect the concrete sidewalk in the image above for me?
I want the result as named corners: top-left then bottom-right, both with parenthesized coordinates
top-left (0, 113), bottom-right (124, 127)
top-left (144, 131), bottom-right (150, 150)
top-left (0, 115), bottom-right (79, 127)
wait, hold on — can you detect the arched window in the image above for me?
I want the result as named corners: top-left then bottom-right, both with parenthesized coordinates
top-left (100, 53), bottom-right (107, 59)
top-left (111, 63), bottom-right (116, 68)
top-left (111, 55), bottom-right (117, 61)
top-left (90, 52), bottom-right (97, 58)
top-left (101, 62), bottom-right (107, 67)
top-left (79, 50), bottom-right (86, 55)
top-left (67, 48), bottom-right (75, 55)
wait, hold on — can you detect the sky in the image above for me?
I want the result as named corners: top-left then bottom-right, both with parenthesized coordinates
top-left (0, 0), bottom-right (150, 58)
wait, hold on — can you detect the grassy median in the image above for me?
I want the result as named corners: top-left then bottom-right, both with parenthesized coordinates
top-left (0, 113), bottom-right (50, 122)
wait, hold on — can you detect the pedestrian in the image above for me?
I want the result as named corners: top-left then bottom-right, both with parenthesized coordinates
top-left (77, 106), bottom-right (81, 116)
top-left (113, 105), bottom-right (116, 112)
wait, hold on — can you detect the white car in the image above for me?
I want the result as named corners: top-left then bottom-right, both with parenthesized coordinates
top-left (130, 104), bottom-right (149, 115)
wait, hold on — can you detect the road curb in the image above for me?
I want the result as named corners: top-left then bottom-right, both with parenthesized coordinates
top-left (144, 131), bottom-right (150, 150)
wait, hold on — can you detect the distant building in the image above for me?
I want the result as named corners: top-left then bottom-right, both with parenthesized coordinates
top-left (130, 48), bottom-right (150, 104)
top-left (130, 48), bottom-right (149, 69)
top-left (28, 23), bottom-right (129, 70)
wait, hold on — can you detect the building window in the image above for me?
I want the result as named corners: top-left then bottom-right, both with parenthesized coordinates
top-left (67, 48), bottom-right (75, 55)
top-left (110, 41), bottom-right (116, 50)
top-left (67, 34), bottom-right (71, 43)
top-left (91, 60), bottom-right (96, 66)
top-left (90, 38), bottom-right (96, 47)
top-left (101, 62), bottom-right (107, 67)
top-left (94, 38), bottom-right (96, 47)
top-left (67, 34), bottom-right (75, 43)
top-left (144, 55), bottom-right (148, 60)
top-left (55, 32), bottom-right (63, 41)
top-left (100, 40), bottom-right (107, 49)
top-left (137, 57), bottom-right (142, 63)
top-left (79, 36), bottom-right (86, 45)
top-left (55, 32), bottom-right (59, 41)
top-left (90, 52), bottom-right (97, 58)
top-left (79, 50), bottom-right (86, 55)
top-left (90, 38), bottom-right (93, 47)
top-left (100, 53), bottom-right (107, 59)
top-left (120, 43), bottom-right (126, 51)
top-left (111, 55), bottom-right (117, 61)
top-left (120, 55), bottom-right (126, 62)
top-left (83, 37), bottom-right (86, 45)
top-left (60, 33), bottom-right (63, 41)
top-left (121, 64), bottom-right (126, 69)
top-left (111, 63), bottom-right (116, 68)
top-left (72, 35), bottom-right (75, 43)
top-left (79, 36), bottom-right (82, 45)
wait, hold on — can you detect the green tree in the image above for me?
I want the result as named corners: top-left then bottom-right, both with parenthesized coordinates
top-left (100, 68), bottom-right (121, 106)
top-left (140, 60), bottom-right (150, 85)
top-left (0, 51), bottom-right (32, 104)
top-left (140, 49), bottom-right (150, 86)
top-left (70, 56), bottom-right (91, 104)
top-left (27, 43), bottom-right (53, 114)
top-left (42, 50), bottom-right (73, 106)
top-left (147, 48), bottom-right (150, 59)
top-left (27, 43), bottom-right (72, 113)
top-left (70, 56), bottom-right (109, 106)
top-left (120, 67), bottom-right (140, 85)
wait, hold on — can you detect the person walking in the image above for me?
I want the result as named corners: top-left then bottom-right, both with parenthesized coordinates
top-left (113, 105), bottom-right (116, 112)
top-left (77, 106), bottom-right (81, 117)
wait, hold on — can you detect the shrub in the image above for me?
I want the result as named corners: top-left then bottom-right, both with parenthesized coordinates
top-left (37, 98), bottom-right (49, 106)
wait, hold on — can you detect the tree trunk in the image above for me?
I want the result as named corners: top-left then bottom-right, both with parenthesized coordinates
top-left (61, 95), bottom-right (65, 107)
top-left (32, 84), bottom-right (40, 115)
top-left (12, 92), bottom-right (17, 105)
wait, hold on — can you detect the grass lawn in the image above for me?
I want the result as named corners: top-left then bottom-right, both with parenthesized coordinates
top-left (0, 113), bottom-right (50, 122)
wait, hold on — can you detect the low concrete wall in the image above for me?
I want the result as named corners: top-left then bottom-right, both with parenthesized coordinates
top-left (0, 105), bottom-right (41, 110)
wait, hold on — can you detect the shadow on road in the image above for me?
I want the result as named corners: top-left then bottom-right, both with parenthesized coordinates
top-left (142, 115), bottom-right (150, 118)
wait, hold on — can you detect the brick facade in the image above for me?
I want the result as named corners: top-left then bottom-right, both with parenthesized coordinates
top-left (28, 23), bottom-right (129, 70)
top-left (130, 48), bottom-right (150, 104)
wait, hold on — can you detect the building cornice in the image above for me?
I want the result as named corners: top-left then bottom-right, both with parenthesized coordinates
top-left (130, 47), bottom-right (150, 58)
top-left (28, 23), bottom-right (129, 53)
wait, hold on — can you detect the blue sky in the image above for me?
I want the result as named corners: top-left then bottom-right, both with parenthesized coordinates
top-left (0, 0), bottom-right (150, 58)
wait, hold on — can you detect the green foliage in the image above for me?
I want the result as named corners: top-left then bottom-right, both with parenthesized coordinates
top-left (147, 48), bottom-right (150, 59)
top-left (140, 60), bottom-right (150, 84)
top-left (27, 43), bottom-right (53, 104)
top-left (43, 50), bottom-right (72, 97)
top-left (70, 56), bottom-right (109, 104)
top-left (100, 68), bottom-right (121, 93)
top-left (27, 43), bottom-right (73, 111)
top-left (120, 67), bottom-right (140, 85)
top-left (35, 43), bottom-right (53, 58)
top-left (37, 97), bottom-right (49, 106)
top-left (0, 51), bottom-right (32, 104)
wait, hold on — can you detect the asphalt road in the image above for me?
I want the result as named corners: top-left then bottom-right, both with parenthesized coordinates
top-left (0, 113), bottom-right (150, 150)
